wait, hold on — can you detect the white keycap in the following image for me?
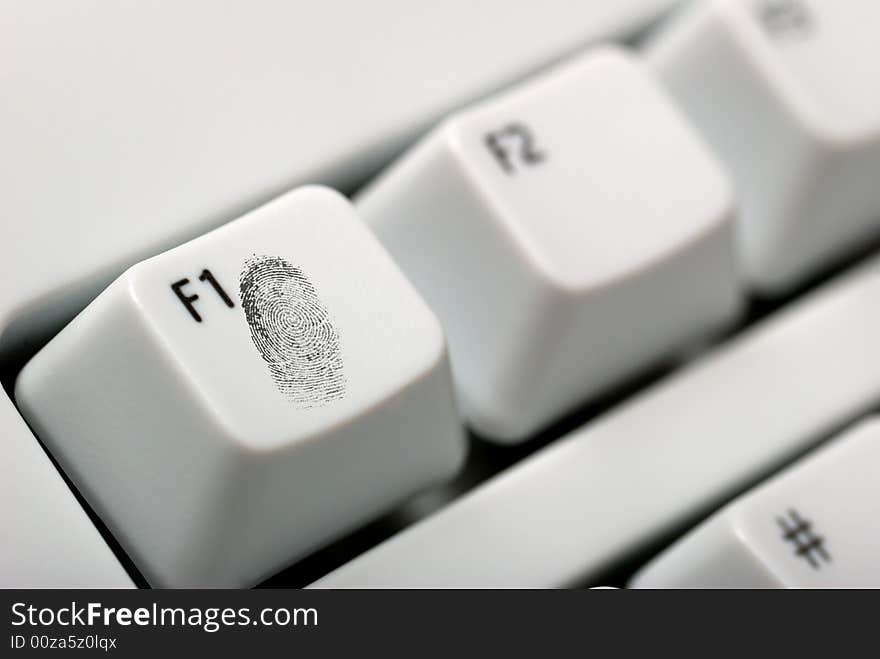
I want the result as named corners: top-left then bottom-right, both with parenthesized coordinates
top-left (14, 186), bottom-right (465, 588)
top-left (631, 417), bottom-right (880, 588)
top-left (356, 47), bottom-right (740, 442)
top-left (0, 0), bottom-right (677, 362)
top-left (0, 395), bottom-right (133, 588)
top-left (648, 0), bottom-right (880, 293)
top-left (312, 251), bottom-right (880, 588)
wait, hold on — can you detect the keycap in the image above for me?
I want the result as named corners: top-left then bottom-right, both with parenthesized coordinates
top-left (0, 0), bottom-right (677, 362)
top-left (0, 395), bottom-right (133, 588)
top-left (311, 251), bottom-right (880, 588)
top-left (631, 417), bottom-right (880, 588)
top-left (648, 0), bottom-right (880, 293)
top-left (355, 46), bottom-right (740, 442)
top-left (14, 186), bottom-right (466, 588)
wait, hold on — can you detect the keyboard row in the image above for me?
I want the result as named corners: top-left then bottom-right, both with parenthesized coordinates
top-left (0, 0), bottom-right (679, 589)
top-left (5, 0), bottom-right (880, 587)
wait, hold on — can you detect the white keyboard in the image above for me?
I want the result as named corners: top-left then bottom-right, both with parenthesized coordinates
top-left (3, 0), bottom-right (880, 589)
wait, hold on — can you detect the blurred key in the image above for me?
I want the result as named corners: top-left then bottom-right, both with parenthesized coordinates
top-left (15, 186), bottom-right (465, 587)
top-left (649, 0), bottom-right (880, 292)
top-left (631, 417), bottom-right (880, 588)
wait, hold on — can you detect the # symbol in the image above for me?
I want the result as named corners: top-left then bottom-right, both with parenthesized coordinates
top-left (240, 255), bottom-right (347, 408)
top-left (777, 508), bottom-right (830, 569)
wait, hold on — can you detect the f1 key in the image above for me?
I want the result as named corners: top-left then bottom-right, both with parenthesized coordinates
top-left (15, 186), bottom-right (465, 588)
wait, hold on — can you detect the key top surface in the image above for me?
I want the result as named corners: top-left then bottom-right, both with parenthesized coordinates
top-left (15, 186), bottom-right (465, 587)
top-left (762, 0), bottom-right (880, 138)
top-left (631, 417), bottom-right (880, 588)
top-left (0, 0), bottom-right (678, 360)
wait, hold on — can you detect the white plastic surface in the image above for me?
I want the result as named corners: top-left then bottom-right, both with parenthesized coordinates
top-left (648, 0), bottom-right (880, 292)
top-left (312, 251), bottom-right (880, 588)
top-left (0, 0), bottom-right (677, 361)
top-left (357, 47), bottom-right (740, 442)
top-left (15, 187), bottom-right (465, 588)
top-left (0, 394), bottom-right (133, 588)
top-left (631, 417), bottom-right (880, 588)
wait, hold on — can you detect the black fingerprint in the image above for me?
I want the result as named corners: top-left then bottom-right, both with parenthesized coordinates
top-left (240, 255), bottom-right (346, 408)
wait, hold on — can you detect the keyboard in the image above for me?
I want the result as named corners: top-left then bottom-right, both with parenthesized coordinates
top-left (3, 0), bottom-right (880, 588)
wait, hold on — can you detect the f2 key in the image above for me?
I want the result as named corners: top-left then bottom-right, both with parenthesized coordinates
top-left (356, 47), bottom-right (741, 442)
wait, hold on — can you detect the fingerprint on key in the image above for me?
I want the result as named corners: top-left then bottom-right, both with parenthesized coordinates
top-left (239, 255), bottom-right (346, 408)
